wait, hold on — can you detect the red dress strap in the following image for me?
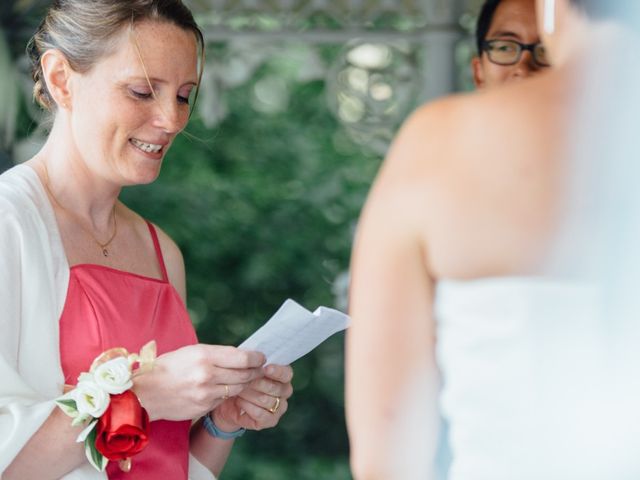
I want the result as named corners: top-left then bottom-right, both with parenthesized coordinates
top-left (146, 221), bottom-right (169, 282)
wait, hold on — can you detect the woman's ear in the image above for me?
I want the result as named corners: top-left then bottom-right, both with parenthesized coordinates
top-left (471, 56), bottom-right (486, 89)
top-left (40, 49), bottom-right (73, 110)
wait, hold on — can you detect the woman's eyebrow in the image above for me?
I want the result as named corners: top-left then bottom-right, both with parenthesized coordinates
top-left (488, 30), bottom-right (521, 39)
top-left (127, 76), bottom-right (198, 87)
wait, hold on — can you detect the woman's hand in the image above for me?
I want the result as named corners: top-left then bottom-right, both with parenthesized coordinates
top-left (133, 344), bottom-right (266, 421)
top-left (212, 364), bottom-right (294, 431)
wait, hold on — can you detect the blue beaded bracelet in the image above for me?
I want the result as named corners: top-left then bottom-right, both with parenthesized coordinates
top-left (203, 413), bottom-right (246, 440)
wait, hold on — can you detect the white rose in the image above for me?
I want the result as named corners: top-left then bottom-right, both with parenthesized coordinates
top-left (93, 357), bottom-right (133, 395)
top-left (74, 380), bottom-right (110, 418)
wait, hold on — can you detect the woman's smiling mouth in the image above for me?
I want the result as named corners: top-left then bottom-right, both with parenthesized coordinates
top-left (130, 138), bottom-right (164, 154)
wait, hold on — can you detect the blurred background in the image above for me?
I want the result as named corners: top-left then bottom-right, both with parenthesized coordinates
top-left (0, 0), bottom-right (482, 477)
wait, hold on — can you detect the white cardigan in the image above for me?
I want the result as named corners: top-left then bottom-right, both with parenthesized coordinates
top-left (0, 165), bottom-right (214, 479)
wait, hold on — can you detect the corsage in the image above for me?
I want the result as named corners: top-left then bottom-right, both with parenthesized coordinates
top-left (55, 341), bottom-right (157, 472)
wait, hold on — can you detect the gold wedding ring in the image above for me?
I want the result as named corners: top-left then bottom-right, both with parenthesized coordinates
top-left (268, 396), bottom-right (281, 414)
top-left (222, 384), bottom-right (230, 400)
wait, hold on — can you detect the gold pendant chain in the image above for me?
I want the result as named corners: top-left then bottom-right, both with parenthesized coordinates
top-left (41, 166), bottom-right (118, 257)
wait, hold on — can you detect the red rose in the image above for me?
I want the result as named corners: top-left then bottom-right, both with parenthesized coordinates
top-left (95, 390), bottom-right (150, 461)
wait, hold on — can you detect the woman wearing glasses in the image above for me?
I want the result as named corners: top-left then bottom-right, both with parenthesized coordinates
top-left (347, 0), bottom-right (640, 478)
top-left (472, 0), bottom-right (550, 88)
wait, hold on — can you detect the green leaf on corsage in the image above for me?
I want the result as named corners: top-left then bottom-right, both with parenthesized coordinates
top-left (84, 426), bottom-right (108, 472)
top-left (55, 397), bottom-right (79, 418)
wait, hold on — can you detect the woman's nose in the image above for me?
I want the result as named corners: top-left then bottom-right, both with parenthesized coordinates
top-left (153, 99), bottom-right (187, 134)
top-left (512, 51), bottom-right (540, 78)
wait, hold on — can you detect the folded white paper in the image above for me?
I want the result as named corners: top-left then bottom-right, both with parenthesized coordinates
top-left (238, 299), bottom-right (351, 365)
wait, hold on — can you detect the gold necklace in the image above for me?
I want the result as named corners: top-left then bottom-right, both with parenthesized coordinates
top-left (42, 166), bottom-right (118, 257)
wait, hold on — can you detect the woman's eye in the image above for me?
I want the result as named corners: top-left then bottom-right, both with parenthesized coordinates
top-left (130, 90), bottom-right (152, 100)
top-left (177, 95), bottom-right (190, 105)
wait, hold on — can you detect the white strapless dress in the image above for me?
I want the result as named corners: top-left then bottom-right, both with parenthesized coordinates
top-left (434, 277), bottom-right (640, 480)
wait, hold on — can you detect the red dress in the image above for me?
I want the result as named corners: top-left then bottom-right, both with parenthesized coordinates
top-left (59, 222), bottom-right (197, 479)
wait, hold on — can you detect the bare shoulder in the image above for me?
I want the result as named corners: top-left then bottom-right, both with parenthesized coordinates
top-left (381, 91), bottom-right (480, 174)
top-left (378, 69), bottom-right (563, 185)
top-left (383, 74), bottom-right (568, 277)
top-left (118, 204), bottom-right (187, 301)
top-left (150, 223), bottom-right (187, 300)
top-left (356, 97), bottom-right (465, 249)
top-left (371, 93), bottom-right (473, 206)
top-left (362, 79), bottom-right (561, 277)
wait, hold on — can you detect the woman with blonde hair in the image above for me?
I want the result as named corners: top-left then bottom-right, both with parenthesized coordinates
top-left (0, 1), bottom-right (293, 478)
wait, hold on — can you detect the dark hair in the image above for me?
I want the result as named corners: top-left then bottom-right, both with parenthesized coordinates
top-left (27, 0), bottom-right (204, 111)
top-left (475, 0), bottom-right (502, 54)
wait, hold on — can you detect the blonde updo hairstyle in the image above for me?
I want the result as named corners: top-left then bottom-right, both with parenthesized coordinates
top-left (27, 0), bottom-right (204, 112)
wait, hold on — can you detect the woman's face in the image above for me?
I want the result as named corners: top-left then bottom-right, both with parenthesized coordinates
top-left (68, 20), bottom-right (198, 186)
top-left (473, 0), bottom-right (546, 88)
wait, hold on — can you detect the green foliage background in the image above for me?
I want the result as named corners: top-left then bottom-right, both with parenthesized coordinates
top-left (120, 48), bottom-right (381, 479)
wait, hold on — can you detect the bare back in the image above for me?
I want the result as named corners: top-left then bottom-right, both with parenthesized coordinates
top-left (346, 65), bottom-right (580, 479)
top-left (371, 68), bottom-right (576, 281)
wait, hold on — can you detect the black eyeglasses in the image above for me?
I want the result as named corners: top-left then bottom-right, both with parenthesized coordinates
top-left (481, 39), bottom-right (550, 67)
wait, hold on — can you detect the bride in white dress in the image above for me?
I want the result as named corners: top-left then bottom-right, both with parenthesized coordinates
top-left (346, 0), bottom-right (640, 478)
